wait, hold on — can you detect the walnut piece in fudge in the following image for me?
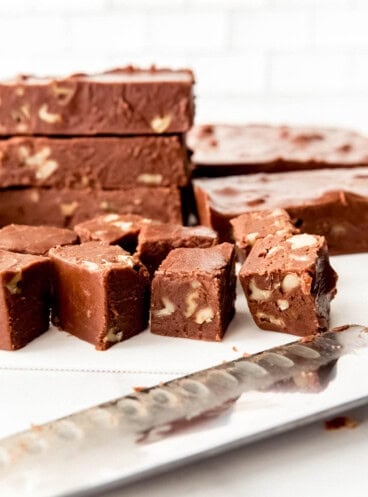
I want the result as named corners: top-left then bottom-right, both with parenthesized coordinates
top-left (49, 242), bottom-right (150, 350)
top-left (150, 243), bottom-right (236, 341)
top-left (0, 249), bottom-right (51, 350)
top-left (74, 214), bottom-right (152, 253)
top-left (0, 224), bottom-right (78, 256)
top-left (136, 222), bottom-right (218, 276)
top-left (239, 233), bottom-right (338, 336)
top-left (230, 208), bottom-right (297, 261)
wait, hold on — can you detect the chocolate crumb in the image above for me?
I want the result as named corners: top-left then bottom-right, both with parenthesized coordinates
top-left (324, 415), bottom-right (358, 430)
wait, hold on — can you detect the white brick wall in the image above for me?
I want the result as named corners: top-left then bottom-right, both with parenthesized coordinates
top-left (0, 0), bottom-right (367, 130)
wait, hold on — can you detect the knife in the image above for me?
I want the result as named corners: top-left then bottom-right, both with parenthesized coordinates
top-left (1, 324), bottom-right (368, 497)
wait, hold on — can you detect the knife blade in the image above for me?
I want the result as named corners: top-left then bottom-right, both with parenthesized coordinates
top-left (1, 324), bottom-right (367, 497)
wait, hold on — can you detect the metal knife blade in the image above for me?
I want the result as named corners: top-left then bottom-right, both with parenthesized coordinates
top-left (1, 324), bottom-right (368, 497)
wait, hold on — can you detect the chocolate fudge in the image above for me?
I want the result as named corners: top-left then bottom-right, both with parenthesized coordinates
top-left (230, 208), bottom-right (297, 261)
top-left (0, 67), bottom-right (194, 136)
top-left (194, 167), bottom-right (368, 254)
top-left (0, 187), bottom-right (182, 228)
top-left (239, 233), bottom-right (338, 336)
top-left (49, 242), bottom-right (150, 350)
top-left (74, 214), bottom-right (152, 253)
top-left (0, 249), bottom-right (51, 350)
top-left (0, 224), bottom-right (78, 256)
top-left (0, 135), bottom-right (189, 189)
top-left (150, 243), bottom-right (236, 341)
top-left (136, 223), bottom-right (218, 276)
top-left (188, 124), bottom-right (368, 176)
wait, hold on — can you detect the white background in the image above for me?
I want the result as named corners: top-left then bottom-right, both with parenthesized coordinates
top-left (0, 0), bottom-right (368, 129)
top-left (1, 1), bottom-right (368, 496)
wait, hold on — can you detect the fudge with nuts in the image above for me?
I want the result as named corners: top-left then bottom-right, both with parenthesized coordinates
top-left (74, 214), bottom-right (152, 253)
top-left (0, 67), bottom-right (194, 136)
top-left (239, 233), bottom-right (338, 336)
top-left (0, 224), bottom-right (78, 256)
top-left (193, 167), bottom-right (368, 253)
top-left (0, 249), bottom-right (52, 350)
top-left (188, 124), bottom-right (368, 176)
top-left (49, 242), bottom-right (150, 350)
top-left (150, 243), bottom-right (236, 341)
top-left (0, 187), bottom-right (182, 228)
top-left (230, 208), bottom-right (297, 261)
top-left (0, 135), bottom-right (189, 189)
top-left (136, 222), bottom-right (218, 276)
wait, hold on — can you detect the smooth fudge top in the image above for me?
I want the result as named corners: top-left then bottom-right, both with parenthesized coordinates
top-left (0, 66), bottom-right (195, 135)
top-left (230, 208), bottom-right (297, 257)
top-left (194, 166), bottom-right (368, 217)
top-left (0, 224), bottom-right (78, 256)
top-left (158, 243), bottom-right (234, 275)
top-left (138, 222), bottom-right (218, 244)
top-left (74, 214), bottom-right (152, 245)
top-left (49, 242), bottom-right (138, 272)
top-left (0, 248), bottom-right (49, 273)
top-left (188, 124), bottom-right (368, 171)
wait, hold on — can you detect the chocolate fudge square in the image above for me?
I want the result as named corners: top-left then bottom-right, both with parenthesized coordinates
top-left (150, 243), bottom-right (236, 341)
top-left (0, 224), bottom-right (78, 256)
top-left (136, 223), bottom-right (218, 276)
top-left (74, 214), bottom-right (152, 253)
top-left (239, 233), bottom-right (338, 336)
top-left (230, 208), bottom-right (297, 261)
top-left (0, 249), bottom-right (51, 350)
top-left (49, 242), bottom-right (150, 350)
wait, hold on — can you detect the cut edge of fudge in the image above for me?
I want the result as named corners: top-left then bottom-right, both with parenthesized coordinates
top-left (49, 242), bottom-right (150, 350)
top-left (150, 242), bottom-right (236, 341)
top-left (0, 249), bottom-right (51, 350)
top-left (239, 233), bottom-right (338, 337)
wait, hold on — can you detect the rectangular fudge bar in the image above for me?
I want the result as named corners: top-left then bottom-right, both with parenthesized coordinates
top-left (136, 223), bottom-right (218, 276)
top-left (230, 208), bottom-right (297, 261)
top-left (188, 124), bottom-right (368, 176)
top-left (150, 243), bottom-right (236, 341)
top-left (0, 67), bottom-right (194, 136)
top-left (194, 167), bottom-right (368, 254)
top-left (74, 214), bottom-right (152, 253)
top-left (0, 249), bottom-right (51, 350)
top-left (0, 187), bottom-right (182, 228)
top-left (239, 233), bottom-right (338, 336)
top-left (49, 242), bottom-right (150, 350)
top-left (0, 224), bottom-right (78, 255)
top-left (0, 135), bottom-right (190, 189)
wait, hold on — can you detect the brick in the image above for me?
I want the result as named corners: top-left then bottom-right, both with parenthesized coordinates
top-left (231, 9), bottom-right (312, 49)
top-left (269, 52), bottom-right (349, 94)
top-left (147, 10), bottom-right (227, 50)
top-left (69, 14), bottom-right (146, 50)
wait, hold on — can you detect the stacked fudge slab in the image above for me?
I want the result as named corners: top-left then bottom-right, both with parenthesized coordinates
top-left (0, 67), bottom-right (194, 226)
top-left (188, 124), bottom-right (368, 176)
top-left (194, 167), bottom-right (368, 254)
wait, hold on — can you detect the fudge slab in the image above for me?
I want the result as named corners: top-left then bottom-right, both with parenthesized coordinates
top-left (188, 124), bottom-right (368, 176)
top-left (50, 242), bottom-right (150, 350)
top-left (150, 243), bottom-right (236, 341)
top-left (0, 187), bottom-right (182, 228)
top-left (194, 167), bottom-right (368, 254)
top-left (230, 208), bottom-right (297, 261)
top-left (0, 249), bottom-right (51, 350)
top-left (239, 233), bottom-right (338, 336)
top-left (0, 135), bottom-right (189, 189)
top-left (136, 222), bottom-right (218, 276)
top-left (0, 224), bottom-right (78, 256)
top-left (0, 67), bottom-right (194, 135)
top-left (74, 214), bottom-right (152, 253)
